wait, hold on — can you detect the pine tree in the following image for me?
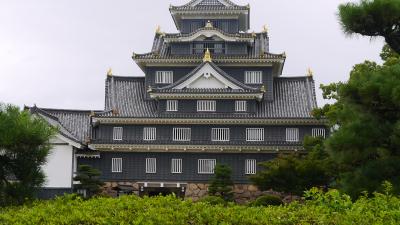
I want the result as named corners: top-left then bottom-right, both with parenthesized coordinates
top-left (73, 165), bottom-right (104, 198)
top-left (208, 164), bottom-right (234, 201)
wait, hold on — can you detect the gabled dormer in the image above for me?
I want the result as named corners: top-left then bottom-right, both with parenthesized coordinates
top-left (170, 0), bottom-right (250, 33)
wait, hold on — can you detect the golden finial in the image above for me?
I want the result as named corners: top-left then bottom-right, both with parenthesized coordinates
top-left (251, 31), bottom-right (256, 37)
top-left (147, 85), bottom-right (153, 93)
top-left (203, 48), bottom-right (212, 62)
top-left (90, 111), bottom-right (95, 117)
top-left (282, 52), bottom-right (287, 57)
top-left (112, 108), bottom-right (119, 115)
top-left (107, 68), bottom-right (113, 76)
top-left (307, 68), bottom-right (314, 77)
top-left (260, 85), bottom-right (266, 93)
top-left (205, 20), bottom-right (213, 28)
top-left (155, 25), bottom-right (162, 34)
top-left (262, 25), bottom-right (268, 33)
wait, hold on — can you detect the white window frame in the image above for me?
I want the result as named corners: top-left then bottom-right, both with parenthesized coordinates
top-left (146, 158), bottom-right (157, 174)
top-left (312, 128), bottom-right (326, 138)
top-left (155, 71), bottom-right (173, 84)
top-left (245, 71), bottom-right (263, 84)
top-left (111, 158), bottom-right (122, 173)
top-left (113, 127), bottom-right (123, 141)
top-left (211, 128), bottom-right (230, 142)
top-left (173, 128), bottom-right (191, 142)
top-left (245, 159), bottom-right (257, 175)
top-left (197, 100), bottom-right (216, 112)
top-left (246, 128), bottom-right (265, 142)
top-left (171, 159), bottom-right (182, 174)
top-left (235, 101), bottom-right (247, 112)
top-left (286, 128), bottom-right (299, 142)
top-left (198, 159), bottom-right (216, 174)
top-left (166, 100), bottom-right (178, 112)
top-left (143, 127), bottom-right (156, 141)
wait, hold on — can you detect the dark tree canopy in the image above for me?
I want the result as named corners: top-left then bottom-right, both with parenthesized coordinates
top-left (208, 164), bottom-right (234, 201)
top-left (0, 104), bottom-right (55, 206)
top-left (339, 0), bottom-right (400, 53)
top-left (251, 137), bottom-right (336, 196)
top-left (73, 165), bottom-right (104, 198)
top-left (315, 46), bottom-right (400, 198)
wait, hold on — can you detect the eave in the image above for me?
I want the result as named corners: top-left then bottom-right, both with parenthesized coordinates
top-left (89, 144), bottom-right (304, 153)
top-left (92, 117), bottom-right (328, 126)
top-left (148, 92), bottom-right (264, 100)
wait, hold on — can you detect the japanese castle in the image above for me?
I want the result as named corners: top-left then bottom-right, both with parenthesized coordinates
top-left (30, 0), bottom-right (326, 200)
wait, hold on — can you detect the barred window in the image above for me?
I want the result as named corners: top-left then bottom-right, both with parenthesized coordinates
top-left (155, 71), bottom-right (173, 84)
top-left (171, 159), bottom-right (182, 174)
top-left (246, 128), bottom-right (265, 142)
top-left (198, 159), bottom-right (216, 174)
top-left (113, 127), bottom-right (123, 141)
top-left (245, 71), bottom-right (263, 84)
top-left (286, 128), bottom-right (299, 142)
top-left (312, 128), bottom-right (326, 138)
top-left (235, 101), bottom-right (247, 112)
top-left (146, 158), bottom-right (156, 174)
top-left (245, 159), bottom-right (257, 175)
top-left (111, 158), bottom-right (122, 173)
top-left (197, 100), bottom-right (216, 112)
top-left (211, 128), bottom-right (230, 142)
top-left (173, 128), bottom-right (191, 141)
top-left (143, 127), bottom-right (156, 141)
top-left (166, 100), bottom-right (178, 112)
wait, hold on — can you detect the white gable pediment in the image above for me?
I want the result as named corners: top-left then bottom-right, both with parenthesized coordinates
top-left (173, 63), bottom-right (243, 90)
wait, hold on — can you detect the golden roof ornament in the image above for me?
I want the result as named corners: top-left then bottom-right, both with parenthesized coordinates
top-left (112, 108), bottom-right (119, 115)
top-left (90, 111), bottom-right (95, 117)
top-left (262, 25), bottom-right (268, 33)
top-left (155, 25), bottom-right (162, 34)
top-left (107, 68), bottom-right (113, 76)
top-left (205, 20), bottom-right (213, 28)
top-left (147, 85), bottom-right (153, 93)
top-left (203, 48), bottom-right (212, 62)
top-left (307, 68), bottom-right (314, 77)
top-left (251, 31), bottom-right (256, 37)
top-left (282, 52), bottom-right (287, 57)
top-left (260, 85), bottom-right (267, 93)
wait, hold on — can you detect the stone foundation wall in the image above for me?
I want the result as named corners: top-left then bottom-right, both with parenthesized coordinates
top-left (102, 182), bottom-right (139, 197)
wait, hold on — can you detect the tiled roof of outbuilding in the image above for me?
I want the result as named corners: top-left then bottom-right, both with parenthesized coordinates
top-left (29, 106), bottom-right (94, 144)
top-left (103, 75), bottom-right (317, 119)
top-left (170, 0), bottom-right (248, 11)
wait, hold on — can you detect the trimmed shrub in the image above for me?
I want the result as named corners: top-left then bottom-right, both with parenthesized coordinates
top-left (250, 195), bottom-right (283, 207)
top-left (199, 196), bottom-right (226, 205)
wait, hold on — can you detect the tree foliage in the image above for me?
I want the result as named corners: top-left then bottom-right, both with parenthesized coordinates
top-left (315, 46), bottom-right (400, 198)
top-left (208, 164), bottom-right (234, 201)
top-left (73, 165), bottom-right (104, 198)
top-left (0, 104), bottom-right (55, 206)
top-left (339, 0), bottom-right (400, 53)
top-left (251, 137), bottom-right (336, 196)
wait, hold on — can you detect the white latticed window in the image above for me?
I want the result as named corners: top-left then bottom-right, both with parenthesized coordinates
top-left (143, 127), bottom-right (156, 141)
top-left (235, 101), bottom-right (247, 112)
top-left (312, 128), bottom-right (326, 138)
top-left (211, 128), bottom-right (230, 142)
top-left (198, 159), bottom-right (216, 174)
top-left (146, 158), bottom-right (156, 174)
top-left (111, 158), bottom-right (122, 173)
top-left (197, 100), bottom-right (216, 112)
top-left (245, 159), bottom-right (257, 175)
top-left (245, 71), bottom-right (263, 84)
top-left (246, 128), bottom-right (265, 142)
top-left (166, 100), bottom-right (178, 112)
top-left (171, 159), bottom-right (182, 174)
top-left (113, 127), bottom-right (123, 141)
top-left (286, 128), bottom-right (299, 142)
top-left (173, 128), bottom-right (191, 141)
top-left (155, 71), bottom-right (173, 84)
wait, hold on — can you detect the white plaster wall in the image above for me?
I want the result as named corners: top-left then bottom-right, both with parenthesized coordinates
top-left (190, 75), bottom-right (226, 88)
top-left (42, 137), bottom-right (73, 188)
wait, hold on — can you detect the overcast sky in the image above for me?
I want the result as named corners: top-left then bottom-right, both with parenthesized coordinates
top-left (0, 0), bottom-right (384, 110)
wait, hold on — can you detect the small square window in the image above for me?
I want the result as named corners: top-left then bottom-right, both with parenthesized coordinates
top-left (312, 128), bottom-right (326, 138)
top-left (235, 101), bottom-right (247, 112)
top-left (198, 159), bottom-right (216, 174)
top-left (143, 127), bottom-right (156, 141)
top-left (155, 71), bottom-right (173, 84)
top-left (113, 127), bottom-right (123, 141)
top-left (286, 128), bottom-right (299, 142)
top-left (166, 100), bottom-right (178, 112)
top-left (245, 71), bottom-right (263, 84)
top-left (245, 159), bottom-right (257, 175)
top-left (111, 158), bottom-right (122, 173)
top-left (146, 158), bottom-right (157, 174)
top-left (171, 159), bottom-right (182, 174)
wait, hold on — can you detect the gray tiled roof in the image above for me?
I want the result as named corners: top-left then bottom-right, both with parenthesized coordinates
top-left (134, 31), bottom-right (277, 60)
top-left (29, 107), bottom-right (94, 143)
top-left (170, 0), bottom-right (248, 10)
top-left (104, 76), bottom-right (317, 119)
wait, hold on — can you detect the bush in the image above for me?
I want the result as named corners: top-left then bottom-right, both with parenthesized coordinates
top-left (249, 195), bottom-right (283, 207)
top-left (0, 189), bottom-right (400, 224)
top-left (199, 196), bottom-right (226, 205)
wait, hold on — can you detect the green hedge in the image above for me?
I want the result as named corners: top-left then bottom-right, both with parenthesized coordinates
top-left (0, 188), bottom-right (399, 225)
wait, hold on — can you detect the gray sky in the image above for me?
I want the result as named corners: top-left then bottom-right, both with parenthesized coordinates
top-left (0, 0), bottom-right (384, 110)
